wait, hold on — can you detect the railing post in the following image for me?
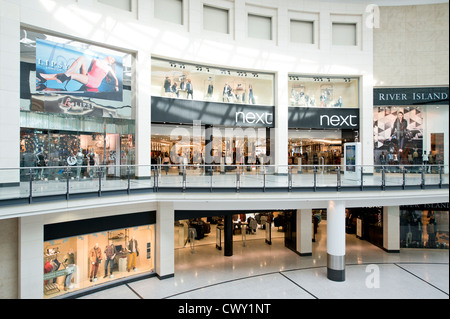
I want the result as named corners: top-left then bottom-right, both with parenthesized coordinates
top-left (439, 165), bottom-right (443, 188)
top-left (236, 168), bottom-right (240, 193)
top-left (360, 165), bottom-right (364, 191)
top-left (127, 166), bottom-right (131, 195)
top-left (381, 166), bottom-right (386, 190)
top-left (182, 167), bottom-right (187, 192)
top-left (421, 165), bottom-right (425, 189)
top-left (263, 165), bottom-right (266, 192)
top-left (313, 166), bottom-right (317, 191)
top-left (402, 166), bottom-right (406, 189)
top-left (98, 167), bottom-right (103, 197)
top-left (337, 166), bottom-right (341, 191)
top-left (28, 168), bottom-right (33, 204)
top-left (288, 166), bottom-right (292, 192)
top-left (210, 166), bottom-right (213, 192)
top-left (65, 167), bottom-right (71, 200)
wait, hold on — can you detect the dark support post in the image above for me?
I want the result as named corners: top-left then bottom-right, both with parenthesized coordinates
top-left (205, 125), bottom-right (213, 176)
top-left (224, 214), bottom-right (233, 257)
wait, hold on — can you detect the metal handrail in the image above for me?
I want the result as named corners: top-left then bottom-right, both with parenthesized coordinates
top-left (0, 164), bottom-right (448, 206)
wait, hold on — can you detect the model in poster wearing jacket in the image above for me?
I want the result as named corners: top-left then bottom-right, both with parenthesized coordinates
top-left (391, 111), bottom-right (408, 153)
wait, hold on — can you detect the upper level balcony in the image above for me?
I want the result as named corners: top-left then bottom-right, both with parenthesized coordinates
top-left (1, 164), bottom-right (448, 213)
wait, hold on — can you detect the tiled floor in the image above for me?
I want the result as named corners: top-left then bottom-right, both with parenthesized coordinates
top-left (80, 222), bottom-right (449, 300)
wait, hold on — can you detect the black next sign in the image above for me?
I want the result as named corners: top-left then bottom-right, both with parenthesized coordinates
top-left (288, 107), bottom-right (359, 130)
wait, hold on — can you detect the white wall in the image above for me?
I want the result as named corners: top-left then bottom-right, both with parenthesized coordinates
top-left (0, 0), bottom-right (375, 178)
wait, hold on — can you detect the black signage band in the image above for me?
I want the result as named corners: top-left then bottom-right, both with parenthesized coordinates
top-left (288, 107), bottom-right (359, 130)
top-left (151, 96), bottom-right (275, 128)
top-left (374, 87), bottom-right (449, 106)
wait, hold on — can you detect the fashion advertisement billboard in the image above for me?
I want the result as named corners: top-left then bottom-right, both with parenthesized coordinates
top-left (35, 39), bottom-right (123, 102)
top-left (373, 106), bottom-right (423, 166)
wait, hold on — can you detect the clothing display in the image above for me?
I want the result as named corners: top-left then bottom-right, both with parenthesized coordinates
top-left (89, 245), bottom-right (102, 281)
top-left (103, 243), bottom-right (117, 277)
top-left (127, 238), bottom-right (139, 271)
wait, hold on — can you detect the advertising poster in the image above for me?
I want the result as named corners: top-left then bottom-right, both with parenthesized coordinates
top-left (345, 144), bottom-right (356, 172)
top-left (35, 38), bottom-right (123, 102)
top-left (373, 107), bottom-right (423, 166)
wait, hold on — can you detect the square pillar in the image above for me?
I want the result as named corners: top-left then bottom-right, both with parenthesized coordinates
top-left (296, 209), bottom-right (312, 256)
top-left (156, 202), bottom-right (174, 279)
top-left (19, 215), bottom-right (44, 299)
top-left (383, 206), bottom-right (400, 253)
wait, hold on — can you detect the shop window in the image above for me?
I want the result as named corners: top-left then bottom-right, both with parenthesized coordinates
top-left (400, 209), bottom-right (449, 249)
top-left (154, 0), bottom-right (183, 25)
top-left (248, 14), bottom-right (272, 40)
top-left (288, 75), bottom-right (359, 108)
top-left (151, 57), bottom-right (275, 106)
top-left (290, 20), bottom-right (314, 44)
top-left (44, 223), bottom-right (155, 298)
top-left (19, 28), bottom-right (135, 176)
top-left (203, 5), bottom-right (229, 34)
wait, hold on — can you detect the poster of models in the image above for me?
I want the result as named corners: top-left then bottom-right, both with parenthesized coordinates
top-left (35, 38), bottom-right (123, 102)
top-left (373, 106), bottom-right (423, 165)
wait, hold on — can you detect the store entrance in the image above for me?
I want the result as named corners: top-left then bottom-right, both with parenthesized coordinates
top-left (288, 129), bottom-right (358, 169)
top-left (174, 211), bottom-right (287, 256)
top-left (152, 124), bottom-right (271, 171)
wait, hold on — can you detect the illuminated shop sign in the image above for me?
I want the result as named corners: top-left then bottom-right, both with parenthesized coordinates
top-left (235, 111), bottom-right (273, 125)
top-left (288, 107), bottom-right (359, 129)
top-left (374, 87), bottom-right (449, 106)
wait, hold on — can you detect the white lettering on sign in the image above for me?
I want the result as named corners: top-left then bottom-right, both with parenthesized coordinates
top-left (320, 114), bottom-right (358, 127)
top-left (235, 112), bottom-right (273, 125)
top-left (378, 93), bottom-right (407, 101)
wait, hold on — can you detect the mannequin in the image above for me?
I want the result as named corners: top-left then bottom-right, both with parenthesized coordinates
top-left (88, 148), bottom-right (96, 177)
top-left (89, 243), bottom-right (102, 282)
top-left (76, 148), bottom-right (84, 179)
top-left (104, 240), bottom-right (117, 278)
top-left (127, 236), bottom-right (139, 272)
top-left (63, 248), bottom-right (76, 291)
top-left (35, 147), bottom-right (46, 179)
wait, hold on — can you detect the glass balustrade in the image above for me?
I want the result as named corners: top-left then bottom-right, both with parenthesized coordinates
top-left (0, 164), bottom-right (448, 205)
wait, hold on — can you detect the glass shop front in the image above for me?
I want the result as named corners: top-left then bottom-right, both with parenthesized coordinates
top-left (20, 28), bottom-right (135, 179)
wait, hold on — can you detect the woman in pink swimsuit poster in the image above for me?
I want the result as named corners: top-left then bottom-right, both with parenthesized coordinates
top-left (37, 55), bottom-right (119, 92)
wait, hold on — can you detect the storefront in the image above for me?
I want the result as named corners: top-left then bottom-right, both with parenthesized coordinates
top-left (399, 203), bottom-right (449, 249)
top-left (151, 58), bottom-right (275, 168)
top-left (373, 87), bottom-right (449, 170)
top-left (288, 75), bottom-right (360, 167)
top-left (19, 28), bottom-right (135, 178)
top-left (43, 212), bottom-right (156, 298)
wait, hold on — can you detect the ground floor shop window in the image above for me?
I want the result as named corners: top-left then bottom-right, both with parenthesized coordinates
top-left (400, 209), bottom-right (449, 249)
top-left (43, 224), bottom-right (155, 298)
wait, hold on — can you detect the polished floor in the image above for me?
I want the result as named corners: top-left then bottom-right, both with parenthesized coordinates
top-left (79, 221), bottom-right (449, 300)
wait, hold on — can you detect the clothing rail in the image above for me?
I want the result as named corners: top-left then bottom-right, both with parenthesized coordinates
top-left (0, 164), bottom-right (448, 206)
